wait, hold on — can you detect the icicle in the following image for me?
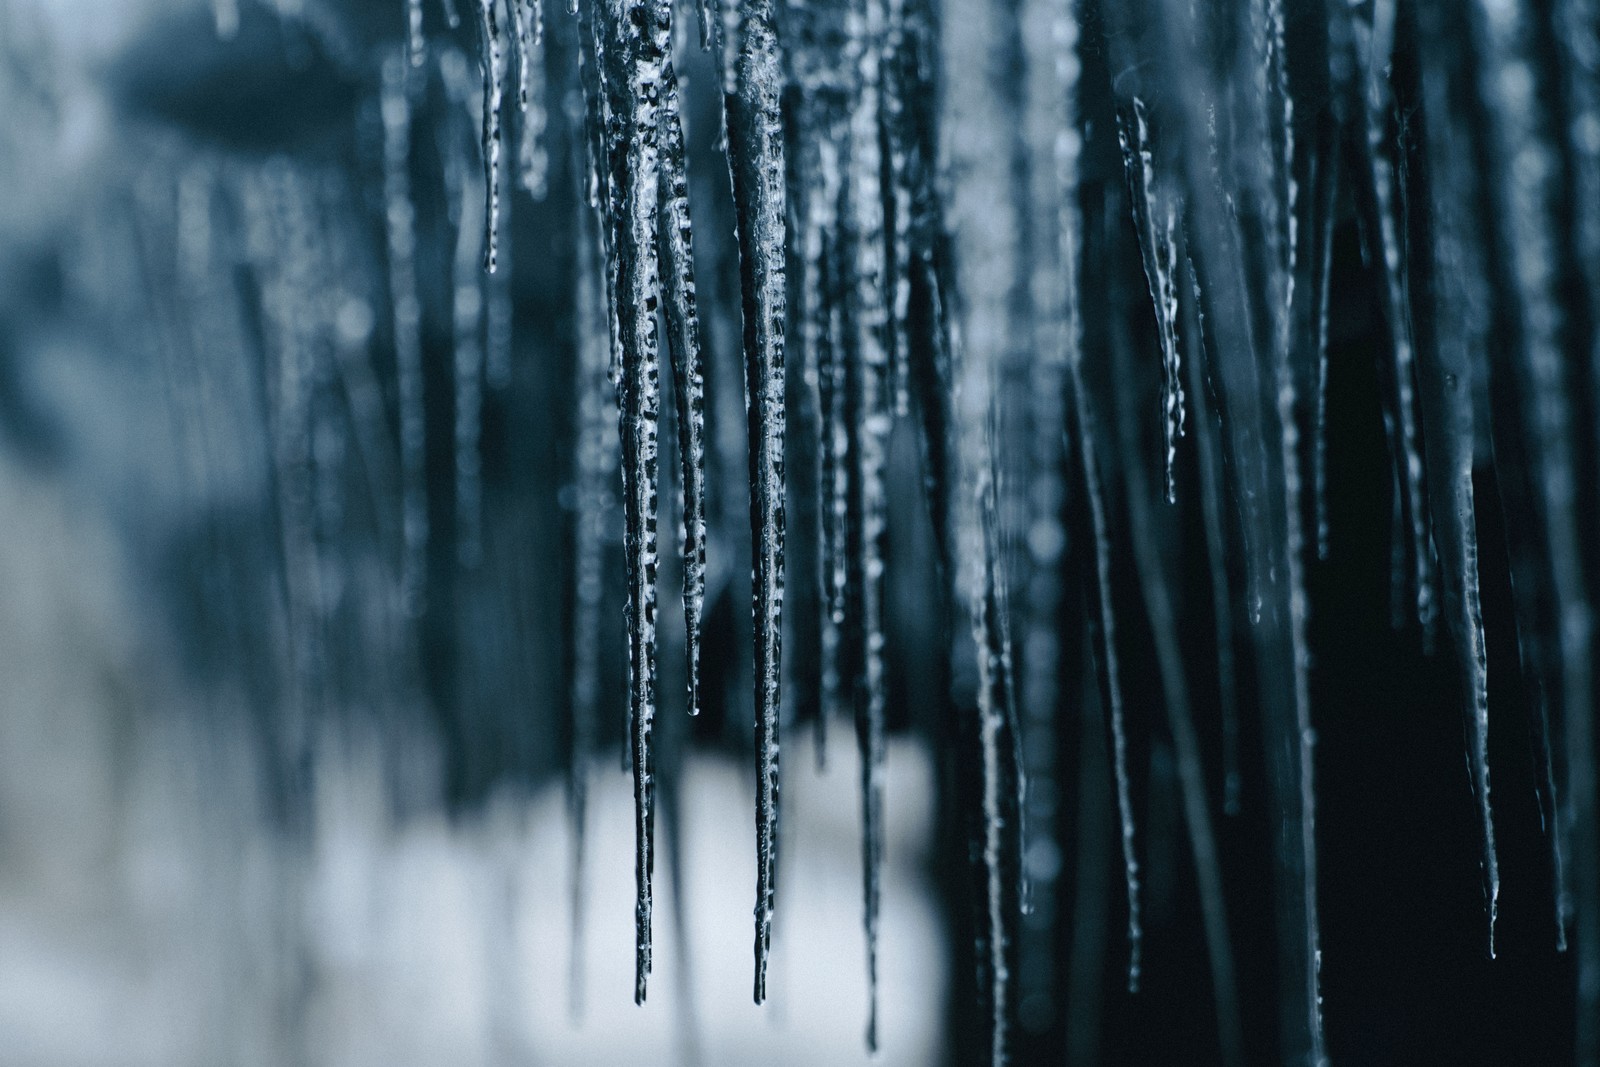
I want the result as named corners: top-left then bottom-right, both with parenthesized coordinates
top-left (1311, 157), bottom-right (1336, 562)
top-left (1405, 17), bottom-right (1500, 953)
top-left (476, 0), bottom-right (507, 273)
top-left (1115, 97), bottom-right (1184, 504)
top-left (972, 452), bottom-right (1022, 1067)
top-left (1358, 0), bottom-right (1432, 629)
top-left (443, 0), bottom-right (462, 28)
top-left (1074, 385), bottom-right (1142, 993)
top-left (842, 0), bottom-right (891, 1041)
top-left (1470, 0), bottom-right (1598, 1048)
top-left (381, 54), bottom-right (428, 617)
top-left (1110, 292), bottom-right (1243, 1067)
top-left (654, 0), bottom-right (708, 721)
top-left (512, 0), bottom-right (551, 199)
top-left (1146, 0), bottom-right (1324, 1058)
top-left (720, 0), bottom-right (788, 1005)
top-left (882, 0), bottom-right (913, 419)
top-left (1054, 3), bottom-right (1140, 993)
top-left (409, 0), bottom-right (428, 67)
top-left (607, 0), bottom-right (670, 1003)
top-left (1183, 252), bottom-right (1241, 815)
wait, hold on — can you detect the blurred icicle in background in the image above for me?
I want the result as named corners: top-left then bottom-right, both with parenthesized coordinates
top-left (2, 0), bottom-right (1600, 1064)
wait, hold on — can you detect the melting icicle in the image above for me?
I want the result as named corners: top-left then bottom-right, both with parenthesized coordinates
top-left (720, 0), bottom-right (789, 1005)
top-left (1116, 97), bottom-right (1184, 505)
top-left (381, 54), bottom-right (428, 617)
top-left (476, 0), bottom-right (506, 273)
top-left (653, 0), bottom-right (708, 721)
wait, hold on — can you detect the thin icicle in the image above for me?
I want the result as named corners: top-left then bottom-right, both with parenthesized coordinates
top-left (720, 0), bottom-right (788, 1005)
top-left (1411, 28), bottom-right (1500, 952)
top-left (476, 0), bottom-right (507, 273)
top-left (1359, 0), bottom-right (1432, 629)
top-left (381, 54), bottom-right (428, 617)
top-left (1075, 384), bottom-right (1142, 993)
top-left (845, 0), bottom-right (891, 1041)
top-left (972, 452), bottom-right (1022, 1067)
top-left (653, 0), bottom-right (708, 720)
top-left (1056, 4), bottom-right (1140, 992)
top-left (1471, 0), bottom-right (1598, 1049)
top-left (882, 0), bottom-right (913, 419)
top-left (1183, 252), bottom-right (1241, 815)
top-left (608, 0), bottom-right (670, 1003)
top-left (1116, 97), bottom-right (1184, 504)
top-left (1311, 157), bottom-right (1336, 562)
top-left (1111, 301), bottom-right (1243, 1067)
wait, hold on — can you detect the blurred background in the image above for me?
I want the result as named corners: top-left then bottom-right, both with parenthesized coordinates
top-left (0, 0), bottom-right (1588, 1065)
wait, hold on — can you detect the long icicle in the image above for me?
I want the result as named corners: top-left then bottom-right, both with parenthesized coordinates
top-left (721, 0), bottom-right (788, 1003)
top-left (1109, 264), bottom-right (1243, 1067)
top-left (1057, 0), bottom-right (1140, 991)
top-left (654, 0), bottom-right (709, 721)
top-left (609, 0), bottom-right (668, 1002)
top-left (844, 0), bottom-right (890, 1040)
top-left (1115, 97), bottom-right (1184, 505)
top-left (1359, 0), bottom-right (1432, 630)
top-left (1470, 0), bottom-right (1598, 1051)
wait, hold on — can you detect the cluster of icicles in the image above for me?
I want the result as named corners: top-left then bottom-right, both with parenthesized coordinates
top-left (374, 0), bottom-right (1600, 1062)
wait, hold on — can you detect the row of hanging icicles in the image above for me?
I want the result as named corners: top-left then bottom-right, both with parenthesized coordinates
top-left (284, 0), bottom-right (1600, 1062)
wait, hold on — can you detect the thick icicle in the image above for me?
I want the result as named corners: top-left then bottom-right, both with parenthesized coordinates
top-left (595, 0), bottom-right (672, 1002)
top-left (476, 0), bottom-right (507, 273)
top-left (653, 0), bottom-right (708, 720)
top-left (721, 0), bottom-right (788, 1005)
top-left (380, 54), bottom-right (428, 617)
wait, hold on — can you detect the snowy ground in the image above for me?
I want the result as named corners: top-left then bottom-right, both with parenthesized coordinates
top-left (0, 452), bottom-right (944, 1067)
